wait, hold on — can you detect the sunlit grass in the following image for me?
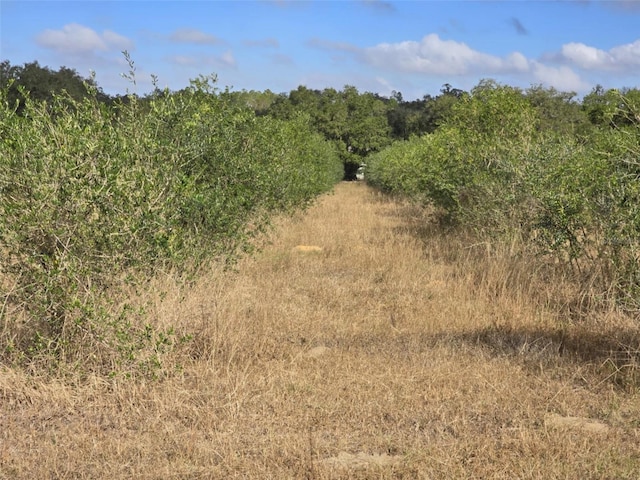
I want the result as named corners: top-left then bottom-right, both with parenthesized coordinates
top-left (1, 182), bottom-right (639, 478)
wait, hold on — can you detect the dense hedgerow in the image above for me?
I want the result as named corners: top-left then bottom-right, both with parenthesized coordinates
top-left (367, 81), bottom-right (640, 308)
top-left (0, 70), bottom-right (342, 375)
top-left (368, 83), bottom-right (539, 229)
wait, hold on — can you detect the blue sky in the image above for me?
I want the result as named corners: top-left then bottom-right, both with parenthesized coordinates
top-left (1, 0), bottom-right (639, 99)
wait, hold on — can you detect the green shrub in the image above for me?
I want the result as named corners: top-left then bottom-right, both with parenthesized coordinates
top-left (368, 81), bottom-right (640, 308)
top-left (0, 65), bottom-right (341, 376)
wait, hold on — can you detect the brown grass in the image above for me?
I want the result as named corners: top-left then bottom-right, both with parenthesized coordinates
top-left (2, 181), bottom-right (640, 478)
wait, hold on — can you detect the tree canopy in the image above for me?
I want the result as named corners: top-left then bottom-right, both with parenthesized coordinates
top-left (1, 60), bottom-right (110, 112)
top-left (3, 58), bottom-right (638, 181)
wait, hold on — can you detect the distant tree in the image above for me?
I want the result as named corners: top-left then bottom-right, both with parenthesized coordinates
top-left (265, 84), bottom-right (391, 179)
top-left (386, 100), bottom-right (409, 139)
top-left (341, 85), bottom-right (390, 155)
top-left (0, 60), bottom-right (16, 88)
top-left (385, 92), bottom-right (430, 140)
top-left (429, 84), bottom-right (466, 126)
top-left (583, 85), bottom-right (640, 128)
top-left (453, 80), bottom-right (534, 142)
top-left (391, 90), bottom-right (403, 103)
top-left (582, 85), bottom-right (613, 127)
top-left (0, 60), bottom-right (109, 113)
top-left (336, 85), bottom-right (392, 179)
top-left (525, 84), bottom-right (588, 137)
top-left (386, 84), bottom-right (466, 140)
top-left (290, 85), bottom-right (321, 112)
top-left (226, 89), bottom-right (279, 116)
top-left (315, 87), bottom-right (347, 141)
top-left (267, 86), bottom-right (320, 121)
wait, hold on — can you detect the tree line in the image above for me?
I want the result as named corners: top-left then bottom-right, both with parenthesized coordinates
top-left (4, 60), bottom-right (637, 180)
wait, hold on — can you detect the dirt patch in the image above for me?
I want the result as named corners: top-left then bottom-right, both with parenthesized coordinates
top-left (306, 346), bottom-right (330, 358)
top-left (318, 451), bottom-right (402, 469)
top-left (544, 413), bottom-right (610, 434)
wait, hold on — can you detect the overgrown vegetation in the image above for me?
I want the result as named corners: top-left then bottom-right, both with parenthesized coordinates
top-left (2, 183), bottom-right (639, 478)
top-left (2, 56), bottom-right (639, 380)
top-left (1, 59), bottom-right (469, 181)
top-left (0, 56), bottom-right (342, 376)
top-left (367, 79), bottom-right (640, 311)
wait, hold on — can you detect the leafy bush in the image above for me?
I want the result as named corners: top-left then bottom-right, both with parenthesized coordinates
top-left (0, 65), bottom-right (341, 375)
top-left (369, 82), bottom-right (539, 229)
top-left (367, 80), bottom-right (640, 308)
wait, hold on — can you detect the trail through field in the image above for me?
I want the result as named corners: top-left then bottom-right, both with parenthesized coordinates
top-left (2, 182), bottom-right (640, 479)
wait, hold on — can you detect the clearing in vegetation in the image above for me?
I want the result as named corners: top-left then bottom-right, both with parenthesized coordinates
top-left (2, 182), bottom-right (640, 478)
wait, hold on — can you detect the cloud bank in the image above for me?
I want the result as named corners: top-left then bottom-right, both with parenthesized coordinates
top-left (561, 39), bottom-right (640, 70)
top-left (36, 23), bottom-right (133, 55)
top-left (31, 20), bottom-right (640, 97)
top-left (361, 34), bottom-right (529, 76)
top-left (309, 32), bottom-right (639, 94)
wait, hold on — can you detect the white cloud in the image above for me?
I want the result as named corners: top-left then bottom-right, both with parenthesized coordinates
top-left (167, 51), bottom-right (236, 69)
top-left (102, 30), bottom-right (134, 51)
top-left (361, 34), bottom-right (528, 76)
top-left (310, 32), bottom-right (640, 95)
top-left (169, 28), bottom-right (223, 45)
top-left (36, 23), bottom-right (133, 55)
top-left (220, 51), bottom-right (237, 68)
top-left (609, 39), bottom-right (640, 66)
top-left (561, 39), bottom-right (640, 70)
top-left (561, 42), bottom-right (613, 69)
top-left (531, 62), bottom-right (589, 92)
top-left (506, 52), bottom-right (530, 72)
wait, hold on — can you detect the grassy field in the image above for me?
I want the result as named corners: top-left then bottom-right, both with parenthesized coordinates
top-left (2, 181), bottom-right (640, 478)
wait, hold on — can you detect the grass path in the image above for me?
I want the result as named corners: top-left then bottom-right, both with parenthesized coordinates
top-left (2, 182), bottom-right (640, 478)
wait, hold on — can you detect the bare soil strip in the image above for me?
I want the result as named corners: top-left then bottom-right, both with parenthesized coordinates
top-left (2, 182), bottom-right (640, 479)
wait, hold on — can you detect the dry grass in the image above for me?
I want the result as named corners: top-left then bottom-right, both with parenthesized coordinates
top-left (2, 181), bottom-right (640, 479)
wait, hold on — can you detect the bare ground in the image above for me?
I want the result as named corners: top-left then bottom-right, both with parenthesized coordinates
top-left (2, 182), bottom-right (640, 479)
